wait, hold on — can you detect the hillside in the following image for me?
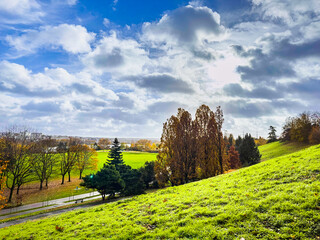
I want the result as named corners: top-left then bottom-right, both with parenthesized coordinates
top-left (1, 145), bottom-right (319, 239)
top-left (259, 141), bottom-right (312, 161)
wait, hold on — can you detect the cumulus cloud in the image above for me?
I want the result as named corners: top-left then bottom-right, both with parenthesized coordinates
top-left (0, 0), bottom-right (44, 24)
top-left (6, 24), bottom-right (95, 54)
top-left (83, 32), bottom-right (147, 75)
top-left (251, 0), bottom-right (320, 26)
top-left (142, 5), bottom-right (226, 47)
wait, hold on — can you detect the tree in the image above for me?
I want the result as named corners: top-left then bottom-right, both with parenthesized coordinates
top-left (75, 145), bottom-right (98, 179)
top-left (118, 164), bottom-right (144, 196)
top-left (57, 138), bottom-right (82, 184)
top-left (0, 138), bottom-right (8, 208)
top-left (267, 126), bottom-right (277, 143)
top-left (308, 126), bottom-right (320, 144)
top-left (235, 136), bottom-right (242, 151)
top-left (32, 139), bottom-right (57, 190)
top-left (1, 128), bottom-right (34, 202)
top-left (107, 138), bottom-right (124, 168)
top-left (81, 165), bottom-right (124, 200)
top-left (98, 138), bottom-right (111, 150)
top-left (228, 146), bottom-right (241, 169)
top-left (135, 139), bottom-right (152, 151)
top-left (139, 161), bottom-right (158, 189)
top-left (215, 106), bottom-right (225, 174)
top-left (239, 134), bottom-right (261, 166)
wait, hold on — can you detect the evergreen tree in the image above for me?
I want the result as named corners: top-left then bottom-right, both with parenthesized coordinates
top-left (107, 138), bottom-right (124, 168)
top-left (139, 161), bottom-right (158, 189)
top-left (81, 165), bottom-right (124, 200)
top-left (235, 136), bottom-right (242, 151)
top-left (118, 164), bottom-right (145, 196)
top-left (239, 134), bottom-right (261, 166)
top-left (267, 126), bottom-right (277, 143)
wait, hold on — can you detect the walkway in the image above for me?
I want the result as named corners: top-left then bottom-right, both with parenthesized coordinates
top-left (0, 191), bottom-right (101, 220)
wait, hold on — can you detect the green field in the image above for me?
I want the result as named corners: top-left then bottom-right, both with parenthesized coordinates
top-left (95, 151), bottom-right (157, 171)
top-left (259, 141), bottom-right (312, 161)
top-left (1, 144), bottom-right (319, 239)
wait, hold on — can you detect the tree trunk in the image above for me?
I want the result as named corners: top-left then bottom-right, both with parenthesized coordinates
top-left (8, 185), bottom-right (15, 203)
top-left (102, 194), bottom-right (105, 201)
top-left (40, 180), bottom-right (43, 190)
top-left (218, 136), bottom-right (223, 174)
top-left (79, 170), bottom-right (82, 180)
top-left (45, 178), bottom-right (49, 188)
top-left (68, 171), bottom-right (71, 182)
top-left (16, 185), bottom-right (21, 195)
top-left (61, 174), bottom-right (65, 185)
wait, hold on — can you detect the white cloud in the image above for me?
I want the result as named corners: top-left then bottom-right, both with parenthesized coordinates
top-left (6, 24), bottom-right (95, 54)
top-left (251, 0), bottom-right (320, 26)
top-left (142, 5), bottom-right (227, 48)
top-left (103, 18), bottom-right (110, 27)
top-left (0, 0), bottom-right (44, 24)
top-left (83, 31), bottom-right (148, 75)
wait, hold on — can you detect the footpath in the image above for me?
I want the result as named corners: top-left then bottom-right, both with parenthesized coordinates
top-left (0, 191), bottom-right (101, 221)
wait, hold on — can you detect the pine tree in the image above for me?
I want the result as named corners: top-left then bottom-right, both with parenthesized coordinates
top-left (107, 138), bottom-right (124, 168)
top-left (239, 134), bottom-right (261, 166)
top-left (267, 126), bottom-right (277, 143)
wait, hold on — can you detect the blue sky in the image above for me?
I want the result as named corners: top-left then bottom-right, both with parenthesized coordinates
top-left (0, 0), bottom-right (319, 138)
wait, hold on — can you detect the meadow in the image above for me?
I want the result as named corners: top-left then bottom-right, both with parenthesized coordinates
top-left (3, 151), bottom-right (157, 206)
top-left (1, 144), bottom-right (319, 239)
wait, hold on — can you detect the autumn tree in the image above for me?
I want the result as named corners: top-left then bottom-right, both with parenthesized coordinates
top-left (58, 138), bottom-right (82, 184)
top-left (135, 139), bottom-right (152, 151)
top-left (194, 105), bottom-right (219, 178)
top-left (228, 146), bottom-right (241, 169)
top-left (155, 105), bottom-right (225, 187)
top-left (1, 128), bottom-right (34, 202)
top-left (0, 138), bottom-right (8, 208)
top-left (32, 139), bottom-right (57, 190)
top-left (76, 145), bottom-right (98, 179)
top-left (215, 106), bottom-right (225, 174)
top-left (98, 138), bottom-right (111, 150)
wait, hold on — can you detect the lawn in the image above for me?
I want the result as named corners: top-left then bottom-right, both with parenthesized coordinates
top-left (95, 151), bottom-right (157, 170)
top-left (259, 141), bottom-right (312, 161)
top-left (1, 145), bottom-right (319, 239)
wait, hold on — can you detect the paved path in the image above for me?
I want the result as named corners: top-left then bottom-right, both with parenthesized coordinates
top-left (0, 191), bottom-right (101, 220)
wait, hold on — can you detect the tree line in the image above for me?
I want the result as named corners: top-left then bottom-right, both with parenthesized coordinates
top-left (0, 127), bottom-right (98, 203)
top-left (281, 112), bottom-right (320, 144)
top-left (154, 105), bottom-right (261, 187)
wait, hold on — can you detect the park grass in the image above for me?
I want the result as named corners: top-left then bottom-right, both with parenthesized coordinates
top-left (259, 141), bottom-right (312, 161)
top-left (3, 151), bottom-right (156, 207)
top-left (1, 145), bottom-right (319, 239)
top-left (95, 151), bottom-right (157, 170)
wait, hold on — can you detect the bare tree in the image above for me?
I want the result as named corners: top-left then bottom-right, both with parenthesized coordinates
top-left (32, 139), bottom-right (57, 190)
top-left (1, 127), bottom-right (34, 202)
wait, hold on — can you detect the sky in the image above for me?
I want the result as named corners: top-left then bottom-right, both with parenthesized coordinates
top-left (0, 0), bottom-right (319, 138)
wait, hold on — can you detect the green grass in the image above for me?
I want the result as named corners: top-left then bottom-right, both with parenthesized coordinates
top-left (95, 151), bottom-right (157, 171)
top-left (259, 141), bottom-right (312, 161)
top-left (1, 145), bottom-right (319, 239)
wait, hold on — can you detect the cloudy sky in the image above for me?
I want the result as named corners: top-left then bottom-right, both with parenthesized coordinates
top-left (0, 0), bottom-right (319, 138)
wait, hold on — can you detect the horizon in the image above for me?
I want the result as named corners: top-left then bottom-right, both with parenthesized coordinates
top-left (0, 0), bottom-right (319, 138)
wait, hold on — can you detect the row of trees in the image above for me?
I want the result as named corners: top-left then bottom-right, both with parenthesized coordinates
top-left (0, 128), bottom-right (98, 203)
top-left (82, 138), bottom-right (157, 200)
top-left (281, 112), bottom-right (320, 144)
top-left (154, 105), bottom-right (226, 187)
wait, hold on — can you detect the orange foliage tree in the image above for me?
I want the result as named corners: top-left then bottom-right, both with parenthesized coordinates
top-left (0, 138), bottom-right (8, 209)
top-left (76, 145), bottom-right (98, 179)
top-left (228, 146), bottom-right (241, 169)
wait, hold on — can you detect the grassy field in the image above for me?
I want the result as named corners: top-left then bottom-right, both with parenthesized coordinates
top-left (1, 145), bottom-right (319, 239)
top-left (259, 141), bottom-right (312, 161)
top-left (95, 151), bottom-right (157, 170)
top-left (3, 151), bottom-right (157, 206)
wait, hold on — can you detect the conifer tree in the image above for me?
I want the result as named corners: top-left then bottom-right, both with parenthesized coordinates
top-left (107, 138), bottom-right (124, 168)
top-left (239, 134), bottom-right (261, 166)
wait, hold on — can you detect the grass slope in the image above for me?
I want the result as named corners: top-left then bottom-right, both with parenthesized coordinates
top-left (259, 141), bottom-right (312, 161)
top-left (1, 145), bottom-right (319, 239)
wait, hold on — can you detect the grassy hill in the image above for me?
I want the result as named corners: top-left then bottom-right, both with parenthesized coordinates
top-left (259, 141), bottom-right (312, 161)
top-left (1, 145), bottom-right (319, 239)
